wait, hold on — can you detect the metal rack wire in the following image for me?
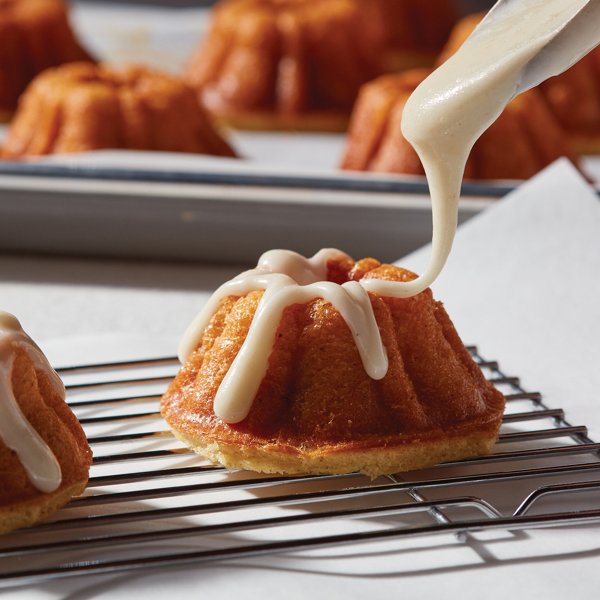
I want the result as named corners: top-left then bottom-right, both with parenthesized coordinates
top-left (1, 347), bottom-right (599, 588)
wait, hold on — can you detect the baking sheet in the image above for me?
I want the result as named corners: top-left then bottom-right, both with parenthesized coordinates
top-left (0, 151), bottom-right (495, 264)
top-left (0, 1), bottom-right (597, 263)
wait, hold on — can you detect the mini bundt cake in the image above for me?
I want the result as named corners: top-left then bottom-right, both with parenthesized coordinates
top-left (1, 62), bottom-right (237, 158)
top-left (0, 0), bottom-right (92, 121)
top-left (184, 0), bottom-right (458, 131)
top-left (161, 249), bottom-right (505, 478)
top-left (340, 68), bottom-right (576, 180)
top-left (0, 311), bottom-right (92, 535)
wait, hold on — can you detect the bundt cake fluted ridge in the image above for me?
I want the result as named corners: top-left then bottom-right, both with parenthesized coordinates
top-left (184, 0), bottom-right (457, 131)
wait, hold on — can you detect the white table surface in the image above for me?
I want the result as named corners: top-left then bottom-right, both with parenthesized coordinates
top-left (0, 252), bottom-right (243, 349)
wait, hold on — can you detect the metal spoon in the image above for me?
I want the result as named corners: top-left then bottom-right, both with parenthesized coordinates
top-left (472, 0), bottom-right (600, 94)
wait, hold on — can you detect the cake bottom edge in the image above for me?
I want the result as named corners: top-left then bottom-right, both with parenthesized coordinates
top-left (0, 478), bottom-right (89, 535)
top-left (168, 426), bottom-right (501, 479)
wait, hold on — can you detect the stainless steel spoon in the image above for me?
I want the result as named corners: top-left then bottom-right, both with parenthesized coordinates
top-left (473, 0), bottom-right (600, 94)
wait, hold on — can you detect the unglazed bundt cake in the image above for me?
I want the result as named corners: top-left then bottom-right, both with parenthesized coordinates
top-left (161, 249), bottom-right (505, 477)
top-left (340, 68), bottom-right (576, 180)
top-left (184, 0), bottom-right (458, 131)
top-left (0, 0), bottom-right (92, 121)
top-left (0, 311), bottom-right (92, 535)
top-left (1, 62), bottom-right (237, 158)
top-left (373, 0), bottom-right (458, 72)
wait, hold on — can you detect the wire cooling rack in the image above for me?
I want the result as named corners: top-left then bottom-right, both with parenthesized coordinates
top-left (1, 346), bottom-right (600, 588)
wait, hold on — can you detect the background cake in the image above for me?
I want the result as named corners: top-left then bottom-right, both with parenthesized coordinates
top-left (1, 62), bottom-right (237, 158)
top-left (373, 0), bottom-right (458, 72)
top-left (540, 49), bottom-right (600, 155)
top-left (184, 0), bottom-right (458, 131)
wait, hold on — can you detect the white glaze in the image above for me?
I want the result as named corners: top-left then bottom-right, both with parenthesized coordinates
top-left (0, 311), bottom-right (62, 493)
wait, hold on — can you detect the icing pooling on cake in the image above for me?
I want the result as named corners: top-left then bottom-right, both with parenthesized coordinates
top-left (0, 311), bottom-right (62, 493)
top-left (179, 248), bottom-right (389, 423)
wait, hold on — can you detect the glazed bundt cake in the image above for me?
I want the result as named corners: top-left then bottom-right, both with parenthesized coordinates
top-left (1, 62), bottom-right (237, 158)
top-left (161, 249), bottom-right (505, 477)
top-left (184, 0), bottom-right (457, 131)
top-left (0, 0), bottom-right (92, 121)
top-left (0, 311), bottom-right (92, 535)
top-left (340, 68), bottom-right (576, 180)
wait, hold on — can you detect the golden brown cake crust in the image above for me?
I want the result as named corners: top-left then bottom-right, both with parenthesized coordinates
top-left (1, 62), bottom-right (237, 159)
top-left (0, 0), bottom-right (93, 121)
top-left (0, 481), bottom-right (87, 535)
top-left (0, 347), bottom-right (92, 535)
top-left (161, 258), bottom-right (505, 478)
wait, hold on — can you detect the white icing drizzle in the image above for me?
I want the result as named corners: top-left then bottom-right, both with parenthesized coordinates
top-left (179, 249), bottom-right (388, 423)
top-left (180, 0), bottom-right (600, 425)
top-left (0, 311), bottom-right (62, 493)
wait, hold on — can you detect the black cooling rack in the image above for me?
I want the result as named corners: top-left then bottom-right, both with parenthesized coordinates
top-left (1, 347), bottom-right (599, 588)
